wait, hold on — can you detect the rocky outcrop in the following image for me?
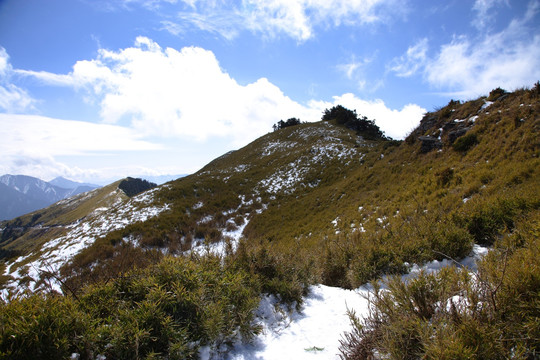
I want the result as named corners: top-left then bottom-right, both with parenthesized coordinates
top-left (418, 136), bottom-right (442, 153)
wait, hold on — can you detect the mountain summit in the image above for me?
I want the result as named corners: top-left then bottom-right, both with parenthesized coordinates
top-left (48, 176), bottom-right (99, 190)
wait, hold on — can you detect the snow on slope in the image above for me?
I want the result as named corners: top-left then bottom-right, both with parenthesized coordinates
top-left (190, 195), bottom-right (255, 257)
top-left (207, 245), bottom-right (488, 360)
top-left (2, 186), bottom-right (170, 297)
top-left (258, 124), bottom-right (364, 194)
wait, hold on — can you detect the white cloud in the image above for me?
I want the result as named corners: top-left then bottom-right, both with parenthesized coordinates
top-left (0, 84), bottom-right (35, 113)
top-left (388, 38), bottom-right (428, 77)
top-left (336, 54), bottom-right (383, 92)
top-left (0, 49), bottom-right (8, 76)
top-left (337, 55), bottom-right (374, 79)
top-left (0, 153), bottom-right (82, 182)
top-left (389, 2), bottom-right (540, 98)
top-left (0, 113), bottom-right (160, 157)
top-left (472, 0), bottom-right (508, 30)
top-left (0, 48), bottom-right (36, 112)
top-left (424, 23), bottom-right (540, 97)
top-left (0, 152), bottom-right (177, 185)
top-left (20, 37), bottom-right (321, 147)
top-left (172, 11), bottom-right (242, 40)
top-left (18, 37), bottom-right (423, 145)
top-left (160, 0), bottom-right (407, 41)
top-left (338, 62), bottom-right (361, 80)
top-left (0, 113), bottom-right (164, 182)
top-left (309, 93), bottom-right (425, 140)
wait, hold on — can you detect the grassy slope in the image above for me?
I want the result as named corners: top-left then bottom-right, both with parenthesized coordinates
top-left (58, 87), bottom-right (539, 292)
top-left (0, 181), bottom-right (128, 286)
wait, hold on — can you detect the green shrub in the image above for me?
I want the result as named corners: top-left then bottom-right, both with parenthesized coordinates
top-left (436, 167), bottom-right (454, 187)
top-left (322, 105), bottom-right (386, 140)
top-left (0, 295), bottom-right (91, 360)
top-left (452, 133), bottom-right (478, 152)
top-left (1, 255), bottom-right (262, 359)
top-left (431, 225), bottom-right (474, 260)
top-left (231, 242), bottom-right (313, 309)
top-left (339, 213), bottom-right (540, 360)
top-left (487, 87), bottom-right (507, 101)
top-left (463, 198), bottom-right (528, 245)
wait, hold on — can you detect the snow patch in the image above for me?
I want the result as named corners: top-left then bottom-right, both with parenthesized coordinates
top-left (262, 141), bottom-right (296, 157)
top-left (258, 142), bottom-right (358, 194)
top-left (2, 188), bottom-right (170, 297)
top-left (220, 245), bottom-right (490, 360)
top-left (190, 218), bottom-right (249, 257)
top-left (223, 285), bottom-right (369, 360)
top-left (193, 201), bottom-right (204, 209)
top-left (197, 215), bottom-right (214, 224)
top-left (481, 100), bottom-right (493, 110)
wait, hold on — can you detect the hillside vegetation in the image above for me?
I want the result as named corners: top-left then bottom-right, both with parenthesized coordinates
top-left (0, 85), bottom-right (539, 359)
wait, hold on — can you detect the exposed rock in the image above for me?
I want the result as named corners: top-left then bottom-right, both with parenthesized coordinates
top-left (418, 136), bottom-right (442, 153)
top-left (496, 93), bottom-right (510, 102)
top-left (447, 127), bottom-right (471, 144)
top-left (442, 121), bottom-right (457, 131)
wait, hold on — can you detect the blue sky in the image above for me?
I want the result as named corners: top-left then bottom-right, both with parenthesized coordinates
top-left (1, 0), bottom-right (539, 184)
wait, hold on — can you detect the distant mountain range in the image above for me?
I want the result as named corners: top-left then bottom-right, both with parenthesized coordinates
top-left (48, 176), bottom-right (99, 190)
top-left (0, 175), bottom-right (100, 220)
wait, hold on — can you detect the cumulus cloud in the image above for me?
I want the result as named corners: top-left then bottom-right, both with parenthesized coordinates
top-left (159, 0), bottom-right (407, 42)
top-left (19, 37), bottom-right (422, 145)
top-left (0, 48), bottom-right (36, 112)
top-left (20, 37), bottom-right (321, 146)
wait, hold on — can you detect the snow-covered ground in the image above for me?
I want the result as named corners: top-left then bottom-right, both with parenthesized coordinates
top-left (223, 285), bottom-right (369, 360)
top-left (1, 187), bottom-right (170, 298)
top-left (257, 126), bottom-right (362, 195)
top-left (206, 244), bottom-right (489, 360)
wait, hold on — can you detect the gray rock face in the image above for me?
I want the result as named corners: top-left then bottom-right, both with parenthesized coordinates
top-left (418, 136), bottom-right (442, 153)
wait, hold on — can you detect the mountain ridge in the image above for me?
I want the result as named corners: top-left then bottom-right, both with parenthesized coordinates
top-left (1, 85), bottom-right (536, 294)
top-left (0, 85), bottom-right (538, 359)
top-left (0, 174), bottom-right (101, 221)
top-left (48, 176), bottom-right (100, 190)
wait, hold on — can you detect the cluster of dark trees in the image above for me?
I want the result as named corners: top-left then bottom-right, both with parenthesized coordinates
top-left (272, 105), bottom-right (387, 140)
top-left (272, 117), bottom-right (302, 131)
top-left (119, 177), bottom-right (157, 197)
top-left (322, 105), bottom-right (386, 140)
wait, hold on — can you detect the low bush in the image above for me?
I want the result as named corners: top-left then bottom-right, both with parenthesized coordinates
top-left (452, 132), bottom-right (478, 152)
top-left (322, 105), bottom-right (386, 140)
top-left (461, 197), bottom-right (530, 245)
top-left (339, 213), bottom-right (540, 359)
top-left (0, 295), bottom-right (91, 359)
top-left (230, 241), bottom-right (315, 309)
top-left (1, 255), bottom-right (262, 359)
